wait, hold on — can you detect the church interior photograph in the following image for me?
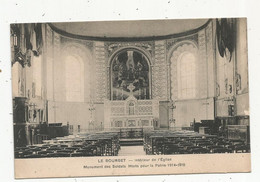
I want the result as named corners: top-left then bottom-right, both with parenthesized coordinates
top-left (11, 18), bottom-right (250, 158)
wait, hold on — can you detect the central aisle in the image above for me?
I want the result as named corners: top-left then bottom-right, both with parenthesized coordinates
top-left (118, 146), bottom-right (146, 156)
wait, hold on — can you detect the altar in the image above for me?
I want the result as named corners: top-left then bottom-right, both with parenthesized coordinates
top-left (104, 84), bottom-right (159, 130)
top-left (104, 96), bottom-right (159, 130)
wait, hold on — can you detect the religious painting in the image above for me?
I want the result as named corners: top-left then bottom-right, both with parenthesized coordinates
top-left (111, 49), bottom-right (150, 100)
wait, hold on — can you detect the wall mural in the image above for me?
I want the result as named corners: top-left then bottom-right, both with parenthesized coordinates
top-left (111, 50), bottom-right (150, 100)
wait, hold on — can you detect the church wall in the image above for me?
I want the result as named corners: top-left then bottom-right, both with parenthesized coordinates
top-left (153, 40), bottom-right (168, 100)
top-left (11, 62), bottom-right (20, 97)
top-left (11, 54), bottom-right (46, 111)
top-left (46, 24), bottom-right (54, 101)
top-left (95, 103), bottom-right (105, 130)
top-left (235, 19), bottom-right (249, 117)
top-left (235, 19), bottom-right (249, 95)
top-left (46, 25), bottom-right (95, 129)
top-left (215, 18), bottom-right (235, 117)
top-left (44, 27), bottom-right (111, 132)
top-left (159, 101), bottom-right (169, 128)
top-left (48, 101), bottom-right (91, 132)
top-left (11, 24), bottom-right (48, 122)
top-left (94, 41), bottom-right (107, 102)
top-left (174, 98), bottom-right (214, 127)
top-left (53, 33), bottom-right (66, 102)
top-left (236, 93), bottom-right (249, 116)
top-left (206, 22), bottom-right (215, 98)
top-left (167, 21), bottom-right (215, 127)
top-left (215, 18), bottom-right (249, 119)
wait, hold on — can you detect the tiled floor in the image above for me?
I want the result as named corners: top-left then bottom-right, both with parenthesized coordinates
top-left (118, 146), bottom-right (146, 156)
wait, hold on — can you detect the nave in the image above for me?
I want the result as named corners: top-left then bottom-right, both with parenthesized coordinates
top-left (14, 129), bottom-right (250, 158)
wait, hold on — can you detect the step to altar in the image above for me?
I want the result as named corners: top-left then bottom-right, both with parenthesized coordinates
top-left (118, 146), bottom-right (146, 156)
top-left (119, 138), bottom-right (143, 146)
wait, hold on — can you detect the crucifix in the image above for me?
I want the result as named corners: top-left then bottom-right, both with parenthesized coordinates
top-left (89, 100), bottom-right (95, 131)
top-left (127, 83), bottom-right (135, 96)
top-left (169, 100), bottom-right (176, 128)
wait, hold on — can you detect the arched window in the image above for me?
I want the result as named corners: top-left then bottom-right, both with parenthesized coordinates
top-left (65, 56), bottom-right (84, 102)
top-left (177, 52), bottom-right (196, 99)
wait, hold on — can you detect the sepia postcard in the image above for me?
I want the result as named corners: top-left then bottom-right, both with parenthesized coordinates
top-left (11, 18), bottom-right (250, 179)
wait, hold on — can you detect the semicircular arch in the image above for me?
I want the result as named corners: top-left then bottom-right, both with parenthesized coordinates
top-left (168, 41), bottom-right (199, 100)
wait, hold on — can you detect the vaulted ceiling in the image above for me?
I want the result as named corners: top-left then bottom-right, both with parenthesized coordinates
top-left (50, 19), bottom-right (209, 38)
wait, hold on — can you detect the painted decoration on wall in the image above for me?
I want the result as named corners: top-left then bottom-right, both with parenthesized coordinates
top-left (111, 50), bottom-right (150, 100)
